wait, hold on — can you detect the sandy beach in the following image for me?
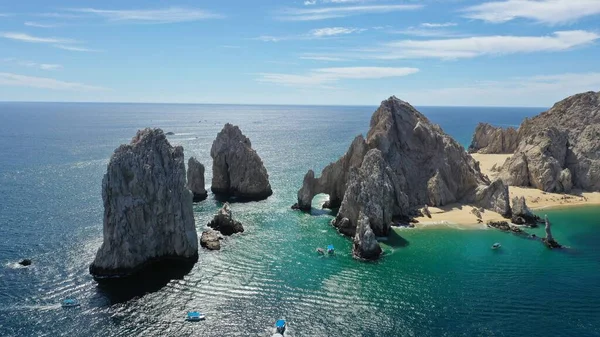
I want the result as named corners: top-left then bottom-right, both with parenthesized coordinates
top-left (413, 153), bottom-right (600, 228)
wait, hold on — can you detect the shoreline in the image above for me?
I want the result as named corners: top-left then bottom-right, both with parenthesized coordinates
top-left (408, 153), bottom-right (600, 228)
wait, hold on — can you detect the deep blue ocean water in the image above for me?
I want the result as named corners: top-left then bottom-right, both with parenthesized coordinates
top-left (1, 102), bottom-right (599, 336)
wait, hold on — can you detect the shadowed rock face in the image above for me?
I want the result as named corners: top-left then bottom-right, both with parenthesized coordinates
top-left (211, 124), bottom-right (272, 200)
top-left (90, 128), bottom-right (198, 279)
top-left (208, 202), bottom-right (244, 236)
top-left (468, 123), bottom-right (519, 154)
top-left (472, 91), bottom-right (600, 192)
top-left (187, 157), bottom-right (207, 202)
top-left (296, 97), bottom-right (512, 251)
top-left (353, 212), bottom-right (382, 260)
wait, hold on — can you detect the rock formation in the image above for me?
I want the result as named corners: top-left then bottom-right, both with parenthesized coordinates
top-left (208, 202), bottom-right (244, 235)
top-left (90, 128), bottom-right (198, 279)
top-left (18, 259), bottom-right (32, 266)
top-left (472, 91), bottom-right (600, 193)
top-left (200, 230), bottom-right (222, 250)
top-left (542, 215), bottom-right (563, 248)
top-left (210, 124), bottom-right (272, 200)
top-left (187, 157), bottom-right (208, 202)
top-left (352, 213), bottom-right (382, 260)
top-left (511, 196), bottom-right (540, 225)
top-left (296, 97), bottom-right (512, 258)
top-left (468, 123), bottom-right (519, 154)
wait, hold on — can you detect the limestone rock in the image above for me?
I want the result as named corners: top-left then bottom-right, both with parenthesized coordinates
top-left (90, 128), bottom-right (198, 279)
top-left (468, 123), bottom-right (519, 154)
top-left (352, 213), bottom-right (383, 260)
top-left (200, 230), bottom-right (222, 250)
top-left (210, 124), bottom-right (272, 200)
top-left (542, 215), bottom-right (563, 249)
top-left (187, 157), bottom-right (208, 202)
top-left (472, 178), bottom-right (511, 217)
top-left (511, 196), bottom-right (540, 225)
top-left (208, 202), bottom-right (244, 235)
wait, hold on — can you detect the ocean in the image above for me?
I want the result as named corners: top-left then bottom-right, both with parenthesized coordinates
top-left (1, 102), bottom-right (599, 337)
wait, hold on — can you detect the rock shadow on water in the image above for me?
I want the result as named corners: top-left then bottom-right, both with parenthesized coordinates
top-left (384, 230), bottom-right (410, 249)
top-left (93, 258), bottom-right (195, 305)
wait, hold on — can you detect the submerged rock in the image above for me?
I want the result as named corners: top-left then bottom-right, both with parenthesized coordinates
top-left (208, 202), bottom-right (244, 235)
top-left (487, 221), bottom-right (511, 231)
top-left (210, 124), bottom-right (272, 200)
top-left (18, 259), bottom-right (32, 266)
top-left (90, 128), bottom-right (198, 279)
top-left (352, 213), bottom-right (383, 260)
top-left (200, 230), bottom-right (222, 250)
top-left (187, 157), bottom-right (208, 202)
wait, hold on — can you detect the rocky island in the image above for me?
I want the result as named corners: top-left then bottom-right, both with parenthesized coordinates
top-left (187, 157), bottom-right (208, 202)
top-left (295, 97), bottom-right (513, 260)
top-left (89, 128), bottom-right (198, 280)
top-left (210, 124), bottom-right (273, 200)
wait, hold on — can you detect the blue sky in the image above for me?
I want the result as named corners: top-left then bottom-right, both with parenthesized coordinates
top-left (0, 0), bottom-right (599, 106)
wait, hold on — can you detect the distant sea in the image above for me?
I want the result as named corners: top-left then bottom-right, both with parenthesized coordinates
top-left (1, 102), bottom-right (599, 337)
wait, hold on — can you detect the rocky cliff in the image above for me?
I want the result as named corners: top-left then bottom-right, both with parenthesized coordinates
top-left (211, 124), bottom-right (272, 200)
top-left (468, 123), bottom-right (519, 154)
top-left (187, 157), bottom-right (208, 202)
top-left (491, 91), bottom-right (600, 192)
top-left (296, 97), bottom-right (512, 257)
top-left (90, 128), bottom-right (198, 279)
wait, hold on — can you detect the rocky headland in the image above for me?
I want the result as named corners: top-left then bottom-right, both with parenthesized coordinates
top-left (89, 128), bottom-right (198, 280)
top-left (211, 123), bottom-right (272, 200)
top-left (187, 157), bottom-right (208, 202)
top-left (296, 97), bottom-right (513, 260)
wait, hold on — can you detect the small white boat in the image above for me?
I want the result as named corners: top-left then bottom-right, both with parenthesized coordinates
top-left (186, 311), bottom-right (206, 322)
top-left (61, 298), bottom-right (80, 308)
top-left (492, 243), bottom-right (501, 249)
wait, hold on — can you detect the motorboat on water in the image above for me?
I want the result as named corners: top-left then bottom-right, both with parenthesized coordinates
top-left (61, 298), bottom-right (80, 308)
top-left (327, 245), bottom-right (334, 255)
top-left (275, 319), bottom-right (286, 334)
top-left (186, 311), bottom-right (206, 322)
top-left (492, 243), bottom-right (501, 250)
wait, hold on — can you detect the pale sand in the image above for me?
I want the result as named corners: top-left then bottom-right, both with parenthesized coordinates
top-left (412, 153), bottom-right (600, 228)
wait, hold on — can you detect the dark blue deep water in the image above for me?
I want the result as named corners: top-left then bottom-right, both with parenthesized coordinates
top-left (1, 102), bottom-right (599, 336)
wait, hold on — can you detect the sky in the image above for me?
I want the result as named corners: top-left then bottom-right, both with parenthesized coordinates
top-left (0, 0), bottom-right (599, 106)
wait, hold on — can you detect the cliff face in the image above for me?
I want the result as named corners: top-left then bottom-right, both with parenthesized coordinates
top-left (210, 124), bottom-right (272, 200)
top-left (90, 128), bottom-right (198, 279)
top-left (468, 123), bottom-right (519, 154)
top-left (494, 91), bottom-right (600, 192)
top-left (187, 157), bottom-right (208, 202)
top-left (296, 97), bottom-right (511, 257)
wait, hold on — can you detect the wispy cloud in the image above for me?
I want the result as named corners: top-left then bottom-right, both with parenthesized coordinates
top-left (36, 12), bottom-right (86, 19)
top-left (2, 58), bottom-right (63, 71)
top-left (24, 21), bottom-right (59, 28)
top-left (0, 32), bottom-right (75, 44)
top-left (421, 22), bottom-right (457, 28)
top-left (277, 4), bottom-right (423, 21)
top-left (0, 72), bottom-right (107, 91)
top-left (392, 27), bottom-right (462, 38)
top-left (310, 27), bottom-right (364, 37)
top-left (54, 44), bottom-right (101, 52)
top-left (257, 66), bottom-right (418, 87)
top-left (462, 0), bottom-right (600, 25)
top-left (305, 0), bottom-right (367, 4)
top-left (67, 7), bottom-right (223, 24)
top-left (255, 26), bottom-right (365, 42)
top-left (300, 55), bottom-right (347, 61)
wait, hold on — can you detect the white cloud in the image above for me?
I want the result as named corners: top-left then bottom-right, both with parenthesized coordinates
top-left (257, 66), bottom-right (418, 87)
top-left (24, 21), bottom-right (59, 28)
top-left (404, 72), bottom-right (600, 106)
top-left (278, 4), bottom-right (423, 21)
top-left (0, 32), bottom-right (75, 44)
top-left (421, 22), bottom-right (457, 28)
top-left (300, 56), bottom-right (347, 61)
top-left (310, 27), bottom-right (363, 37)
top-left (306, 0), bottom-right (366, 4)
top-left (68, 7), bottom-right (223, 24)
top-left (2, 58), bottom-right (63, 71)
top-left (462, 0), bottom-right (600, 25)
top-left (54, 44), bottom-right (101, 52)
top-left (392, 27), bottom-right (461, 38)
top-left (0, 72), bottom-right (107, 91)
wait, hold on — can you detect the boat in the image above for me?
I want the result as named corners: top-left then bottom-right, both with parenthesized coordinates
top-left (492, 243), bottom-right (501, 249)
top-left (61, 298), bottom-right (80, 308)
top-left (186, 311), bottom-right (206, 322)
top-left (327, 244), bottom-right (334, 254)
top-left (275, 319), bottom-right (286, 334)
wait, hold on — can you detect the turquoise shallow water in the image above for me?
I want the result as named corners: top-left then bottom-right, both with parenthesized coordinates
top-left (1, 102), bottom-right (599, 336)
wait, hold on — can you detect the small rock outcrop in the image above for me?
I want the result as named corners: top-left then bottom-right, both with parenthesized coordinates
top-left (200, 230), bottom-right (222, 250)
top-left (542, 215), bottom-right (563, 249)
top-left (510, 196), bottom-right (540, 225)
top-left (352, 213), bottom-right (382, 260)
top-left (468, 123), bottom-right (519, 154)
top-left (295, 97), bottom-right (513, 256)
top-left (210, 124), bottom-right (272, 200)
top-left (90, 128), bottom-right (198, 279)
top-left (208, 202), bottom-right (244, 235)
top-left (187, 157), bottom-right (208, 202)
top-left (18, 259), bottom-right (32, 266)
